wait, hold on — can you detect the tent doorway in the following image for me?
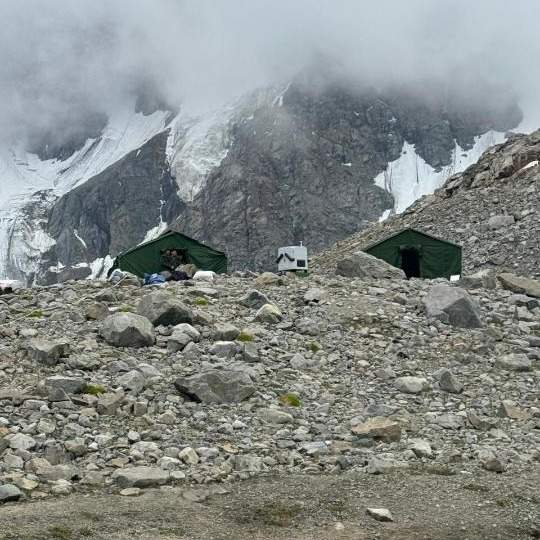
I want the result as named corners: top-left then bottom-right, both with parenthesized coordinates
top-left (400, 247), bottom-right (421, 278)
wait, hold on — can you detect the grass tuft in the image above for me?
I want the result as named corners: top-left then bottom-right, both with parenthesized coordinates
top-left (279, 393), bottom-right (301, 407)
top-left (83, 383), bottom-right (106, 396)
top-left (236, 331), bottom-right (253, 342)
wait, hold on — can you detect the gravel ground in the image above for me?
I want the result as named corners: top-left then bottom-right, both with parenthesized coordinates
top-left (1, 468), bottom-right (538, 540)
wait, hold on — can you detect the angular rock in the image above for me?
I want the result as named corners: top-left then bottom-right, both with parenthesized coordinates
top-left (498, 273), bottom-right (540, 298)
top-left (8, 433), bottom-right (36, 451)
top-left (408, 439), bottom-right (432, 458)
top-left (97, 390), bottom-right (126, 415)
top-left (174, 370), bottom-right (256, 404)
top-left (366, 507), bottom-right (394, 522)
top-left (213, 323), bottom-right (240, 341)
top-left (423, 285), bottom-right (483, 328)
top-left (498, 400), bottom-right (530, 420)
top-left (26, 339), bottom-right (70, 366)
top-left (351, 417), bottom-right (402, 442)
top-left (85, 302), bottom-right (110, 321)
top-left (495, 354), bottom-right (532, 372)
top-left (254, 304), bottom-right (282, 324)
top-left (336, 251), bottom-right (406, 280)
top-left (0, 484), bottom-right (22, 504)
top-left (394, 376), bottom-right (428, 394)
top-left (100, 313), bottom-right (155, 348)
top-left (209, 341), bottom-right (238, 359)
top-left (45, 376), bottom-right (85, 395)
top-left (430, 413), bottom-right (465, 429)
top-left (179, 447), bottom-right (199, 465)
top-left (117, 370), bottom-right (145, 395)
top-left (136, 291), bottom-right (193, 326)
top-left (438, 369), bottom-right (463, 394)
top-left (112, 466), bottom-right (169, 488)
top-left (258, 408), bottom-right (294, 424)
top-left (239, 289), bottom-right (270, 310)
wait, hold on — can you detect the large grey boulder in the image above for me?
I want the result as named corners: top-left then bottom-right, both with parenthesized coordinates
top-left (112, 466), bottom-right (169, 488)
top-left (174, 370), bottom-right (256, 403)
top-left (137, 291), bottom-right (193, 326)
top-left (423, 285), bottom-right (483, 328)
top-left (498, 273), bottom-right (540, 298)
top-left (336, 251), bottom-right (405, 280)
top-left (100, 313), bottom-right (155, 348)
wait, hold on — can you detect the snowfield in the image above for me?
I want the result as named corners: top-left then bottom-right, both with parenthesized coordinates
top-left (375, 131), bottom-right (507, 216)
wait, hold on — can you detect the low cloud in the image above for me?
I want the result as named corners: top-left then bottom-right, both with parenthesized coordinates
top-left (1, 0), bottom-right (539, 148)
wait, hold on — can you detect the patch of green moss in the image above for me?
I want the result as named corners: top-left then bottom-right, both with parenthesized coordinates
top-left (26, 309), bottom-right (44, 318)
top-left (279, 393), bottom-right (301, 407)
top-left (307, 341), bottom-right (321, 353)
top-left (236, 331), bottom-right (253, 342)
top-left (194, 297), bottom-right (208, 306)
top-left (83, 384), bottom-right (106, 396)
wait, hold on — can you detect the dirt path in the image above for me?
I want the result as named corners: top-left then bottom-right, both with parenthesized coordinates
top-left (1, 469), bottom-right (539, 540)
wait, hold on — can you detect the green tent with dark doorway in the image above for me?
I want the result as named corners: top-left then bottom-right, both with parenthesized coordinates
top-left (109, 230), bottom-right (227, 277)
top-left (363, 228), bottom-right (461, 279)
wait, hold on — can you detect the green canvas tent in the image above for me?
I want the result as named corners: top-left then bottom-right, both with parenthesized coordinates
top-left (109, 230), bottom-right (227, 277)
top-left (364, 228), bottom-right (461, 279)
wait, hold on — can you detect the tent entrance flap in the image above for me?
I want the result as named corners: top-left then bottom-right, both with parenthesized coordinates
top-left (399, 246), bottom-right (421, 278)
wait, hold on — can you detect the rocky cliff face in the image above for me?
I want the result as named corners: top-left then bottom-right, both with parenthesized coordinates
top-left (314, 130), bottom-right (540, 278)
top-left (177, 81), bottom-right (521, 270)
top-left (0, 79), bottom-right (523, 283)
top-left (39, 132), bottom-right (183, 284)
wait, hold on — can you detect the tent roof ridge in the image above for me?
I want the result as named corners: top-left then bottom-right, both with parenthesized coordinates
top-left (117, 230), bottom-right (226, 258)
top-left (363, 227), bottom-right (462, 251)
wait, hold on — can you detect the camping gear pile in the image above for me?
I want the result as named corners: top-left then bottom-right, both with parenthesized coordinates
top-left (107, 230), bottom-right (227, 287)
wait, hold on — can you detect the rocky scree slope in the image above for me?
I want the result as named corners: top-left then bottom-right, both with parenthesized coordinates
top-left (0, 269), bottom-right (538, 504)
top-left (314, 130), bottom-right (540, 278)
top-left (18, 79), bottom-right (520, 282)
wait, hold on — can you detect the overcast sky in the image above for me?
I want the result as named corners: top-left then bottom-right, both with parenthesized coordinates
top-left (1, 0), bottom-right (539, 145)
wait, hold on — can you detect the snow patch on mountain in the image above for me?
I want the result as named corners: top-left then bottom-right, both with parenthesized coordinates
top-left (166, 107), bottom-right (234, 202)
top-left (0, 106), bottom-right (170, 279)
top-left (375, 130), bottom-right (507, 216)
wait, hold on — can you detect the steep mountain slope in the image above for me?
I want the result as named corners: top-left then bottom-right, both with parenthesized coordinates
top-left (0, 79), bottom-right (523, 283)
top-left (0, 106), bottom-right (171, 281)
top-left (314, 130), bottom-right (540, 278)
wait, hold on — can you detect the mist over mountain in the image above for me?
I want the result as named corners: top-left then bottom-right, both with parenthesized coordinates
top-left (1, 0), bottom-right (539, 150)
